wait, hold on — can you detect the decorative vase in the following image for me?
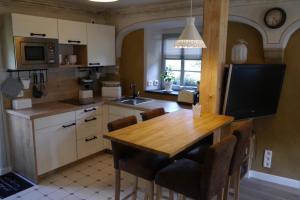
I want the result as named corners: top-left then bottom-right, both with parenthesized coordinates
top-left (164, 81), bottom-right (173, 91)
top-left (231, 40), bottom-right (248, 64)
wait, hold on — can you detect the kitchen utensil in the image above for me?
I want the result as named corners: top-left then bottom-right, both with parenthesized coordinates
top-left (59, 54), bottom-right (63, 65)
top-left (40, 72), bottom-right (46, 96)
top-left (21, 78), bottom-right (31, 89)
top-left (0, 76), bottom-right (24, 99)
top-left (32, 73), bottom-right (43, 98)
top-left (68, 55), bottom-right (77, 65)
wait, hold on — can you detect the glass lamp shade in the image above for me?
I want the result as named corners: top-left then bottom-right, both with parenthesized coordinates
top-left (175, 17), bottom-right (207, 49)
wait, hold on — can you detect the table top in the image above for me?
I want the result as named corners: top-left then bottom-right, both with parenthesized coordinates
top-left (104, 109), bottom-right (234, 158)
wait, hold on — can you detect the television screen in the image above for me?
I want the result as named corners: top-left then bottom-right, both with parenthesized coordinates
top-left (222, 64), bottom-right (286, 120)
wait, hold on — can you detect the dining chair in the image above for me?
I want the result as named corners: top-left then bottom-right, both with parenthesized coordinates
top-left (108, 115), bottom-right (171, 200)
top-left (224, 126), bottom-right (251, 200)
top-left (155, 135), bottom-right (237, 200)
top-left (140, 107), bottom-right (166, 121)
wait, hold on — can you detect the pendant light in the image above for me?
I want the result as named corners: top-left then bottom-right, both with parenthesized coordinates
top-left (175, 0), bottom-right (206, 49)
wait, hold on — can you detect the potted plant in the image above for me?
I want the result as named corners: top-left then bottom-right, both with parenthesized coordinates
top-left (161, 67), bottom-right (175, 91)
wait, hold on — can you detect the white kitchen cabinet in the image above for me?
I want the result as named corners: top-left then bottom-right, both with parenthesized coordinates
top-left (87, 23), bottom-right (116, 66)
top-left (58, 19), bottom-right (87, 45)
top-left (102, 105), bottom-right (143, 150)
top-left (76, 106), bottom-right (104, 159)
top-left (35, 121), bottom-right (77, 175)
top-left (11, 13), bottom-right (58, 39)
top-left (76, 115), bottom-right (102, 139)
top-left (77, 136), bottom-right (103, 159)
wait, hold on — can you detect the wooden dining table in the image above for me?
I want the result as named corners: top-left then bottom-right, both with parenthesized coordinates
top-left (104, 109), bottom-right (234, 158)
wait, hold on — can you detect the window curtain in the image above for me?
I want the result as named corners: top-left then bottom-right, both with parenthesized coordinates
top-left (163, 35), bottom-right (202, 60)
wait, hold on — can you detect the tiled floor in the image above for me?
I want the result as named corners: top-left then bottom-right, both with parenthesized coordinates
top-left (4, 152), bottom-right (300, 200)
top-left (4, 153), bottom-right (140, 200)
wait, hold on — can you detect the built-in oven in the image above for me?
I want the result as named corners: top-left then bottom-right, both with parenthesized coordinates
top-left (14, 37), bottom-right (59, 69)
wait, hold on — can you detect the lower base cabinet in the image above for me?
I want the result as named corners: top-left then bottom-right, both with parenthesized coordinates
top-left (35, 122), bottom-right (77, 175)
top-left (77, 134), bottom-right (103, 159)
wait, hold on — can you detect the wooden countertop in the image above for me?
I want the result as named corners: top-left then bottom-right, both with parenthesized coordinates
top-left (104, 109), bottom-right (234, 158)
top-left (6, 98), bottom-right (188, 120)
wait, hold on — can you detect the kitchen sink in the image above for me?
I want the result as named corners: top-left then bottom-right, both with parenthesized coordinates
top-left (114, 97), bottom-right (152, 105)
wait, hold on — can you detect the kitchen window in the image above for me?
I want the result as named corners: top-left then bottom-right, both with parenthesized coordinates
top-left (162, 34), bottom-right (202, 89)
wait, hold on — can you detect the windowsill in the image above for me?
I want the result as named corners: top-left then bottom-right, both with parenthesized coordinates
top-left (145, 89), bottom-right (179, 96)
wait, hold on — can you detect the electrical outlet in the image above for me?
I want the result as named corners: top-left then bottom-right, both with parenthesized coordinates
top-left (263, 149), bottom-right (273, 168)
top-left (153, 80), bottom-right (159, 86)
top-left (147, 81), bottom-right (153, 86)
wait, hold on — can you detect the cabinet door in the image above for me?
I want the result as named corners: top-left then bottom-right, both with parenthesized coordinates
top-left (58, 20), bottom-right (87, 45)
top-left (87, 24), bottom-right (116, 66)
top-left (76, 115), bottom-right (102, 139)
top-left (35, 122), bottom-right (77, 175)
top-left (11, 13), bottom-right (58, 39)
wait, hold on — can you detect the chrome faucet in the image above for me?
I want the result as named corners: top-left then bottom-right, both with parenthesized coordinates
top-left (130, 83), bottom-right (139, 98)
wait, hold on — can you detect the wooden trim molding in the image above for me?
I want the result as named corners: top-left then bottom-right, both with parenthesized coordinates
top-left (249, 170), bottom-right (300, 189)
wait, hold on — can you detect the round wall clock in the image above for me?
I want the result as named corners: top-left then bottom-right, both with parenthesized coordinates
top-left (264, 8), bottom-right (287, 29)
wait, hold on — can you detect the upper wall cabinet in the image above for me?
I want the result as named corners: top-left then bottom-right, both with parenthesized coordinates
top-left (87, 24), bottom-right (116, 66)
top-left (11, 13), bottom-right (58, 39)
top-left (58, 20), bottom-right (87, 45)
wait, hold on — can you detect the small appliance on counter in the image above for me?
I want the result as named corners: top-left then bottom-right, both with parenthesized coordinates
top-left (12, 98), bottom-right (32, 110)
top-left (101, 81), bottom-right (122, 98)
top-left (177, 90), bottom-right (198, 104)
top-left (79, 78), bottom-right (94, 104)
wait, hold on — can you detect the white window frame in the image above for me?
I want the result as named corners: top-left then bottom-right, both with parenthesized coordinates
top-left (161, 34), bottom-right (201, 89)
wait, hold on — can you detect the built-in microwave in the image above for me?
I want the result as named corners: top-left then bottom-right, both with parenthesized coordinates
top-left (14, 37), bottom-right (59, 69)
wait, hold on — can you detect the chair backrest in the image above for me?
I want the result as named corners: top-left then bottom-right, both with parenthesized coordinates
top-left (229, 125), bottom-right (252, 175)
top-left (200, 135), bottom-right (237, 200)
top-left (107, 116), bottom-right (138, 169)
top-left (140, 108), bottom-right (165, 121)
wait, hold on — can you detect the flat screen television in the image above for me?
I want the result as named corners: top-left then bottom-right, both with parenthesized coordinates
top-left (222, 64), bottom-right (286, 120)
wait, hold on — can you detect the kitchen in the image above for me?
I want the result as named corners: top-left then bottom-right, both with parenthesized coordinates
top-left (1, 0), bottom-right (300, 200)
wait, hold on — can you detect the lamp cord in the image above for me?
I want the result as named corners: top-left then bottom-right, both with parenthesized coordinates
top-left (190, 0), bottom-right (193, 17)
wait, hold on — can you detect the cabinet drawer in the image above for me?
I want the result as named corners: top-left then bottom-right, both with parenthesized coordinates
top-left (76, 106), bottom-right (101, 120)
top-left (34, 112), bottom-right (76, 130)
top-left (76, 115), bottom-right (102, 139)
top-left (77, 135), bottom-right (103, 159)
top-left (35, 123), bottom-right (77, 175)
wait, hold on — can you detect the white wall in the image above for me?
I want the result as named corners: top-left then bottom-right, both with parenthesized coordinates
top-left (0, 27), bottom-right (10, 175)
top-left (144, 28), bottom-right (163, 91)
top-left (144, 26), bottom-right (202, 91)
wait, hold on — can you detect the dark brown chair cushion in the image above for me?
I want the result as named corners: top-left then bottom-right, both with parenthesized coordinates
top-left (119, 151), bottom-right (171, 181)
top-left (140, 108), bottom-right (165, 121)
top-left (229, 128), bottom-right (251, 175)
top-left (108, 115), bottom-right (171, 181)
top-left (107, 115), bottom-right (137, 132)
top-left (181, 135), bottom-right (213, 163)
top-left (155, 135), bottom-right (237, 200)
top-left (108, 116), bottom-right (138, 169)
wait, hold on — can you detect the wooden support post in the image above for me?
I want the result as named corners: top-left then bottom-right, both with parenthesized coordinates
top-left (200, 0), bottom-right (230, 114)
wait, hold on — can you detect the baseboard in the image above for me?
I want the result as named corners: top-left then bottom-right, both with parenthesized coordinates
top-left (0, 167), bottom-right (11, 175)
top-left (249, 170), bottom-right (300, 189)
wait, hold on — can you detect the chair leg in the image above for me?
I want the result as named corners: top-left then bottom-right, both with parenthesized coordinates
top-left (178, 194), bottom-right (185, 200)
top-left (169, 190), bottom-right (174, 200)
top-left (217, 189), bottom-right (224, 200)
top-left (132, 176), bottom-right (138, 200)
top-left (234, 168), bottom-right (241, 200)
top-left (148, 181), bottom-right (154, 200)
top-left (115, 169), bottom-right (121, 200)
top-left (156, 185), bottom-right (162, 200)
top-left (224, 176), bottom-right (231, 200)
